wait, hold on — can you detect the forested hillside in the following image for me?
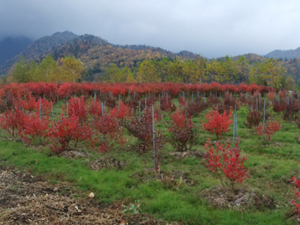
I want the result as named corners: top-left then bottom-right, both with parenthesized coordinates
top-left (1, 31), bottom-right (300, 90)
top-left (0, 32), bottom-right (195, 76)
top-left (0, 31), bottom-right (78, 75)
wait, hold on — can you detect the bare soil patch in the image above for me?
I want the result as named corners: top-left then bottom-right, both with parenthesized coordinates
top-left (0, 165), bottom-right (180, 225)
top-left (169, 150), bottom-right (204, 159)
top-left (287, 211), bottom-right (300, 222)
top-left (59, 150), bottom-right (89, 159)
top-left (130, 169), bottom-right (195, 187)
top-left (89, 157), bottom-right (127, 170)
top-left (201, 186), bottom-right (275, 210)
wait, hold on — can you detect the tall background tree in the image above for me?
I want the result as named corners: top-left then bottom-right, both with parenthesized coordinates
top-left (7, 55), bottom-right (85, 83)
top-left (60, 56), bottom-right (85, 82)
top-left (9, 56), bottom-right (30, 83)
top-left (136, 59), bottom-right (161, 82)
top-left (38, 55), bottom-right (59, 82)
top-left (249, 58), bottom-right (287, 89)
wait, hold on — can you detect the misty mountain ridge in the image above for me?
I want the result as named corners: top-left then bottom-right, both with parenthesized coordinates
top-left (0, 30), bottom-right (299, 80)
top-left (0, 31), bottom-right (78, 75)
top-left (0, 31), bottom-right (200, 76)
top-left (0, 36), bottom-right (33, 66)
top-left (265, 47), bottom-right (300, 60)
top-left (19, 31), bottom-right (78, 59)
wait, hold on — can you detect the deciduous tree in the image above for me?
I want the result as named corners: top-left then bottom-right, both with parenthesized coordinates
top-left (60, 56), bottom-right (85, 82)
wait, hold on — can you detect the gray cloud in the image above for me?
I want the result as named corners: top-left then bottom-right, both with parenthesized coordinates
top-left (0, 0), bottom-right (300, 58)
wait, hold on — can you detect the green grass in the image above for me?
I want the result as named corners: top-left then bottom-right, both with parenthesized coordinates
top-left (0, 103), bottom-right (299, 225)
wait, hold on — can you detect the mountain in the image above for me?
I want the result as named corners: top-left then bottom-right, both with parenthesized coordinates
top-left (21, 31), bottom-right (78, 60)
top-left (50, 35), bottom-right (193, 69)
top-left (218, 53), bottom-right (267, 64)
top-left (0, 31), bottom-right (199, 76)
top-left (2, 31), bottom-right (300, 83)
top-left (0, 36), bottom-right (32, 66)
top-left (265, 47), bottom-right (300, 60)
top-left (0, 31), bottom-right (78, 75)
top-left (177, 50), bottom-right (199, 58)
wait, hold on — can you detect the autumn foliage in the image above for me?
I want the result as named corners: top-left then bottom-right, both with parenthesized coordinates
top-left (93, 114), bottom-right (126, 158)
top-left (203, 139), bottom-right (250, 191)
top-left (122, 106), bottom-right (162, 154)
top-left (48, 114), bottom-right (93, 153)
top-left (255, 120), bottom-right (281, 141)
top-left (20, 113), bottom-right (50, 145)
top-left (243, 110), bottom-right (270, 129)
top-left (110, 100), bottom-right (131, 120)
top-left (168, 109), bottom-right (197, 152)
top-left (202, 109), bottom-right (233, 138)
top-left (68, 96), bottom-right (87, 123)
top-left (291, 177), bottom-right (300, 214)
top-left (0, 106), bottom-right (27, 138)
top-left (20, 95), bottom-right (37, 113)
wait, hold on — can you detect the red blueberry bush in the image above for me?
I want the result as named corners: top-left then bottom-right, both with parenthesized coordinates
top-left (243, 110), bottom-right (270, 129)
top-left (291, 177), bottom-right (300, 214)
top-left (93, 113), bottom-right (126, 158)
top-left (203, 139), bottom-right (250, 192)
top-left (20, 95), bottom-right (37, 113)
top-left (169, 109), bottom-right (197, 152)
top-left (110, 100), bottom-right (131, 120)
top-left (0, 106), bottom-right (27, 138)
top-left (87, 99), bottom-right (103, 118)
top-left (121, 106), bottom-right (165, 172)
top-left (255, 120), bottom-right (281, 141)
top-left (122, 106), bottom-right (162, 154)
top-left (20, 112), bottom-right (51, 145)
top-left (48, 114), bottom-right (93, 153)
top-left (160, 96), bottom-right (176, 112)
top-left (68, 96), bottom-right (87, 123)
top-left (184, 100), bottom-right (209, 118)
top-left (202, 109), bottom-right (233, 138)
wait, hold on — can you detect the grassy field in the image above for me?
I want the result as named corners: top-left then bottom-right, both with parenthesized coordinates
top-left (0, 102), bottom-right (299, 225)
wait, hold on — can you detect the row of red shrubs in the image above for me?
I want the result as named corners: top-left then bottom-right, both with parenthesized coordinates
top-left (0, 82), bottom-right (274, 99)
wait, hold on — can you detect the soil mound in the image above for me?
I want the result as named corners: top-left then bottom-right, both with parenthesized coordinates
top-left (201, 186), bottom-right (275, 210)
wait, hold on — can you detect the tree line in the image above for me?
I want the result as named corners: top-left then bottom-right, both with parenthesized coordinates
top-left (104, 56), bottom-right (294, 90)
top-left (5, 55), bottom-right (85, 83)
top-left (5, 54), bottom-right (295, 90)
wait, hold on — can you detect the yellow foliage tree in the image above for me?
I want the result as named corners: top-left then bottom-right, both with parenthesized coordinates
top-left (105, 63), bottom-right (122, 83)
top-left (136, 59), bottom-right (161, 82)
top-left (60, 56), bottom-right (85, 82)
top-left (166, 58), bottom-right (184, 83)
top-left (206, 56), bottom-right (238, 83)
top-left (249, 58), bottom-right (286, 89)
top-left (121, 67), bottom-right (136, 82)
top-left (182, 57), bottom-right (207, 83)
top-left (38, 55), bottom-right (59, 82)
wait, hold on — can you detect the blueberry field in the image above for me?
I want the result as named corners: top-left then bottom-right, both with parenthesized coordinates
top-left (0, 82), bottom-right (300, 225)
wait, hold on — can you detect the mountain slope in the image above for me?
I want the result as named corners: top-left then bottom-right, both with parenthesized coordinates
top-left (50, 34), bottom-right (187, 70)
top-left (0, 31), bottom-right (78, 75)
top-left (218, 53), bottom-right (267, 63)
top-left (265, 47), bottom-right (300, 60)
top-left (22, 31), bottom-right (78, 59)
top-left (0, 32), bottom-right (199, 76)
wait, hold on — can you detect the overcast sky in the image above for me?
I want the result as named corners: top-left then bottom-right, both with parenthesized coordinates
top-left (0, 0), bottom-right (299, 58)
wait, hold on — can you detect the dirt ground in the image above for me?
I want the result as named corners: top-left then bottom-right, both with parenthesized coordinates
top-left (0, 163), bottom-right (180, 225)
top-left (89, 158), bottom-right (127, 171)
top-left (201, 186), bottom-right (275, 210)
top-left (169, 151), bottom-right (204, 159)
